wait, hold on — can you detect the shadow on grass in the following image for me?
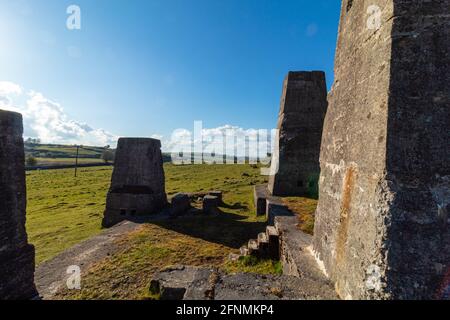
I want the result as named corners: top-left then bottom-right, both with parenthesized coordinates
top-left (220, 201), bottom-right (249, 210)
top-left (148, 207), bottom-right (266, 249)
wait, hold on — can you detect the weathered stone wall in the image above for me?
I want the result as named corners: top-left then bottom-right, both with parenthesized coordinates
top-left (268, 71), bottom-right (328, 197)
top-left (102, 138), bottom-right (167, 227)
top-left (313, 0), bottom-right (450, 299)
top-left (0, 110), bottom-right (37, 300)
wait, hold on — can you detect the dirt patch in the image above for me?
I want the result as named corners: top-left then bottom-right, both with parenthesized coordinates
top-left (34, 221), bottom-right (142, 300)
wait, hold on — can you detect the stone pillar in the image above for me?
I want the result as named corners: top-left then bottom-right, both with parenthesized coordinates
top-left (268, 71), bottom-right (328, 197)
top-left (102, 138), bottom-right (167, 227)
top-left (313, 0), bottom-right (450, 300)
top-left (0, 110), bottom-right (37, 300)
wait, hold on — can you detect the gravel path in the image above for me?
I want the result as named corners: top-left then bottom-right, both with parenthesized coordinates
top-left (34, 221), bottom-right (141, 300)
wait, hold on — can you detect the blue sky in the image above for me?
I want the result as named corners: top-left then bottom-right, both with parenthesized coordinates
top-left (0, 0), bottom-right (341, 149)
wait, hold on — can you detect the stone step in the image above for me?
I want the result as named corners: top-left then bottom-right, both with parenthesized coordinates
top-left (257, 233), bottom-right (269, 255)
top-left (266, 198), bottom-right (292, 226)
top-left (239, 245), bottom-right (249, 256)
top-left (247, 239), bottom-right (259, 254)
top-left (228, 253), bottom-right (241, 262)
top-left (258, 232), bottom-right (269, 244)
top-left (275, 215), bottom-right (330, 285)
top-left (266, 226), bottom-right (280, 260)
top-left (253, 184), bottom-right (270, 216)
top-left (266, 225), bottom-right (279, 238)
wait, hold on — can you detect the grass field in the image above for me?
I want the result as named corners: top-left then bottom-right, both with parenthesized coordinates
top-left (34, 157), bottom-right (106, 166)
top-left (26, 164), bottom-right (317, 299)
top-left (25, 144), bottom-right (105, 158)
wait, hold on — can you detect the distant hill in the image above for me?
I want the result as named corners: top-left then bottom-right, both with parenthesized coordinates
top-left (25, 143), bottom-right (105, 159)
top-left (24, 143), bottom-right (173, 169)
top-left (24, 143), bottom-right (269, 169)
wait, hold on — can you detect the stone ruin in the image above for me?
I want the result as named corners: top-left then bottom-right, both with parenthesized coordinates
top-left (0, 110), bottom-right (37, 300)
top-left (170, 191), bottom-right (223, 217)
top-left (152, 0), bottom-right (449, 300)
top-left (268, 71), bottom-right (328, 197)
top-left (1, 0), bottom-right (447, 302)
top-left (102, 138), bottom-right (167, 228)
top-left (312, 0), bottom-right (450, 300)
top-left (253, 71), bottom-right (328, 222)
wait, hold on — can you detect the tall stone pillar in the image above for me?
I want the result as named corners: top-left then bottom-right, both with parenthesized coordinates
top-left (0, 110), bottom-right (37, 300)
top-left (102, 138), bottom-right (167, 228)
top-left (313, 0), bottom-right (450, 299)
top-left (268, 71), bottom-right (328, 197)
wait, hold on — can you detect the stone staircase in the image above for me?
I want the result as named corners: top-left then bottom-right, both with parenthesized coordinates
top-left (151, 184), bottom-right (337, 300)
top-left (232, 225), bottom-right (280, 261)
top-left (150, 212), bottom-right (338, 300)
top-left (229, 184), bottom-right (292, 262)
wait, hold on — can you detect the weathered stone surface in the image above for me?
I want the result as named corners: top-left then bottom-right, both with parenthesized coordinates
top-left (184, 268), bottom-right (219, 300)
top-left (170, 193), bottom-right (191, 217)
top-left (313, 0), bottom-right (450, 300)
top-left (266, 226), bottom-right (280, 260)
top-left (275, 216), bottom-right (331, 291)
top-left (266, 198), bottom-right (291, 226)
top-left (215, 272), bottom-right (337, 300)
top-left (203, 195), bottom-right (219, 214)
top-left (208, 191), bottom-right (223, 204)
top-left (268, 71), bottom-right (328, 197)
top-left (254, 184), bottom-right (269, 216)
top-left (150, 266), bottom-right (338, 300)
top-left (0, 110), bottom-right (37, 300)
top-left (150, 266), bottom-right (199, 300)
top-left (102, 138), bottom-right (167, 227)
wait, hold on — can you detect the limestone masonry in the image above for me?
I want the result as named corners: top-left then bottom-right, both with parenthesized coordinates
top-left (268, 71), bottom-right (328, 197)
top-left (313, 0), bottom-right (450, 300)
top-left (0, 110), bottom-right (37, 300)
top-left (102, 138), bottom-right (167, 227)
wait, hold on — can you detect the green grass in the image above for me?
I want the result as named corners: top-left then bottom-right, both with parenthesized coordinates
top-left (26, 144), bottom-right (104, 157)
top-left (26, 167), bottom-right (111, 264)
top-left (34, 158), bottom-right (105, 166)
top-left (224, 256), bottom-right (283, 275)
top-left (26, 163), bottom-right (319, 299)
top-left (27, 163), bottom-right (288, 299)
top-left (283, 197), bottom-right (318, 235)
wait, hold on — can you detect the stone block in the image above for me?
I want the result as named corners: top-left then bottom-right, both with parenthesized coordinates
top-left (266, 198), bottom-right (292, 226)
top-left (203, 195), bottom-right (219, 214)
top-left (313, 0), bottom-right (450, 299)
top-left (149, 266), bottom-right (198, 300)
top-left (268, 71), bottom-right (328, 197)
top-left (254, 184), bottom-right (269, 216)
top-left (102, 138), bottom-right (167, 227)
top-left (170, 193), bottom-right (190, 216)
top-left (266, 226), bottom-right (280, 260)
top-left (208, 191), bottom-right (223, 204)
top-left (0, 110), bottom-right (37, 300)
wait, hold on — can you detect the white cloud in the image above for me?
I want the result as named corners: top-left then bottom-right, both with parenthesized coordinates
top-left (0, 95), bottom-right (12, 108)
top-left (0, 81), bottom-right (276, 155)
top-left (0, 81), bottom-right (118, 146)
top-left (166, 124), bottom-right (275, 162)
top-left (150, 134), bottom-right (164, 141)
top-left (0, 81), bottom-right (23, 95)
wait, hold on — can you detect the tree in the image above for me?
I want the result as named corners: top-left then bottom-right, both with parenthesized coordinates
top-left (101, 148), bottom-right (115, 164)
top-left (26, 155), bottom-right (38, 167)
top-left (25, 137), bottom-right (41, 145)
